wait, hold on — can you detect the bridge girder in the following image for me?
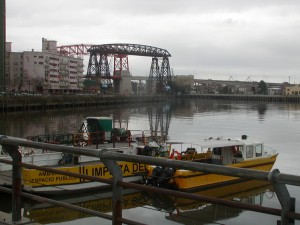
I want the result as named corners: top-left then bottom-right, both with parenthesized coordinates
top-left (88, 43), bottom-right (171, 57)
top-left (57, 44), bottom-right (93, 56)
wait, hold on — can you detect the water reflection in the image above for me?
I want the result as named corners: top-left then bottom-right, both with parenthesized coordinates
top-left (0, 102), bottom-right (173, 139)
top-left (22, 189), bottom-right (148, 224)
top-left (1, 99), bottom-right (300, 139)
top-left (16, 180), bottom-right (275, 225)
top-left (147, 103), bottom-right (172, 142)
top-left (146, 181), bottom-right (275, 225)
top-left (257, 104), bottom-right (267, 121)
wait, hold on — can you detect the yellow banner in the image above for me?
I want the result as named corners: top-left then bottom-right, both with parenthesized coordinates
top-left (23, 161), bottom-right (146, 187)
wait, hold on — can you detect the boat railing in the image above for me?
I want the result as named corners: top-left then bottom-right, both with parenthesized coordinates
top-left (0, 135), bottom-right (299, 225)
top-left (73, 131), bottom-right (107, 146)
top-left (27, 133), bottom-right (74, 145)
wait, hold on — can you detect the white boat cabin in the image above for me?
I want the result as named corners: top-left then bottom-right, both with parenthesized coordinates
top-left (206, 135), bottom-right (269, 165)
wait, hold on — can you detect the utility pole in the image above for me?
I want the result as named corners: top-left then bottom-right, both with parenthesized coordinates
top-left (0, 0), bottom-right (5, 92)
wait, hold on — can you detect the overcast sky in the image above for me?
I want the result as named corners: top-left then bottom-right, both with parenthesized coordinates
top-left (6, 0), bottom-right (300, 83)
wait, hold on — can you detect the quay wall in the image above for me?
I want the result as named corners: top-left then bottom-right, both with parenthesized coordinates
top-left (1, 94), bottom-right (300, 113)
top-left (0, 95), bottom-right (168, 113)
top-left (176, 94), bottom-right (300, 103)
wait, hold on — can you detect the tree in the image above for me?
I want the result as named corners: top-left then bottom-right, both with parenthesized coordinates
top-left (220, 85), bottom-right (232, 94)
top-left (257, 80), bottom-right (268, 95)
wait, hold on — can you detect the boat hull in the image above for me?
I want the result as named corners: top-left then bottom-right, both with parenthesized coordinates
top-left (173, 154), bottom-right (277, 192)
top-left (22, 161), bottom-right (146, 195)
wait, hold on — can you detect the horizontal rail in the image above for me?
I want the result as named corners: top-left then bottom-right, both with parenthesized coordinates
top-left (0, 135), bottom-right (101, 157)
top-left (0, 158), bottom-right (287, 218)
top-left (1, 135), bottom-right (300, 186)
top-left (1, 135), bottom-right (300, 225)
top-left (0, 158), bottom-right (114, 185)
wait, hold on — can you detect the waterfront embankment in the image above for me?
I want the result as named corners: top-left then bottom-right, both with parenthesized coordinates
top-left (1, 94), bottom-right (300, 113)
top-left (0, 95), bottom-right (168, 113)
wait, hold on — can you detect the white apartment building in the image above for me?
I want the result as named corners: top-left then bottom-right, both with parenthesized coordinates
top-left (5, 38), bottom-right (84, 93)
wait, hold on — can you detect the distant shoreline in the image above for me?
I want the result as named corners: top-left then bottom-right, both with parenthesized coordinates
top-left (176, 94), bottom-right (300, 103)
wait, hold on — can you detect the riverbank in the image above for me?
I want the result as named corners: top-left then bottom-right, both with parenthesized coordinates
top-left (0, 95), bottom-right (168, 113)
top-left (1, 94), bottom-right (300, 113)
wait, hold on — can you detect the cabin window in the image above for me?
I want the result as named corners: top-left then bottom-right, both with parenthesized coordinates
top-left (213, 147), bottom-right (222, 155)
top-left (255, 144), bottom-right (263, 157)
top-left (246, 146), bottom-right (253, 158)
top-left (234, 146), bottom-right (243, 158)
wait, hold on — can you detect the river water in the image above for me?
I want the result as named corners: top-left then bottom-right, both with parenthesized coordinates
top-left (1, 98), bottom-right (300, 225)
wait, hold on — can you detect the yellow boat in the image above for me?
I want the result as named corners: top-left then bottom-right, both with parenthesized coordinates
top-left (146, 135), bottom-right (278, 191)
top-left (19, 117), bottom-right (166, 195)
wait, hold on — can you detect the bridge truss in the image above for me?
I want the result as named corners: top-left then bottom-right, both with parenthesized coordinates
top-left (57, 44), bottom-right (92, 56)
top-left (86, 43), bottom-right (172, 94)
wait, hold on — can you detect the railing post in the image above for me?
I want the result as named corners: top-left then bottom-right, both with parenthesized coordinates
top-left (100, 149), bottom-right (123, 225)
top-left (269, 169), bottom-right (295, 225)
top-left (2, 141), bottom-right (22, 222)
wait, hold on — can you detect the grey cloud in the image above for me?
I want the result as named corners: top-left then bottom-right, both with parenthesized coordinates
top-left (6, 0), bottom-right (300, 83)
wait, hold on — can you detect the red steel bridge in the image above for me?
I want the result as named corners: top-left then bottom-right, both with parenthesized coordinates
top-left (57, 43), bottom-right (172, 94)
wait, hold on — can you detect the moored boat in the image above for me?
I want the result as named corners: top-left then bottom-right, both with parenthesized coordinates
top-left (146, 135), bottom-right (278, 191)
top-left (20, 136), bottom-right (165, 195)
top-left (1, 116), bottom-right (167, 195)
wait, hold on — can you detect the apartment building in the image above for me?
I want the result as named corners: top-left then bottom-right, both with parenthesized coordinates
top-left (5, 38), bottom-right (84, 93)
top-left (284, 85), bottom-right (300, 96)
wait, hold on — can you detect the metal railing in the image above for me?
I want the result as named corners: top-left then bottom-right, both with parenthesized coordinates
top-left (0, 135), bottom-right (299, 225)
